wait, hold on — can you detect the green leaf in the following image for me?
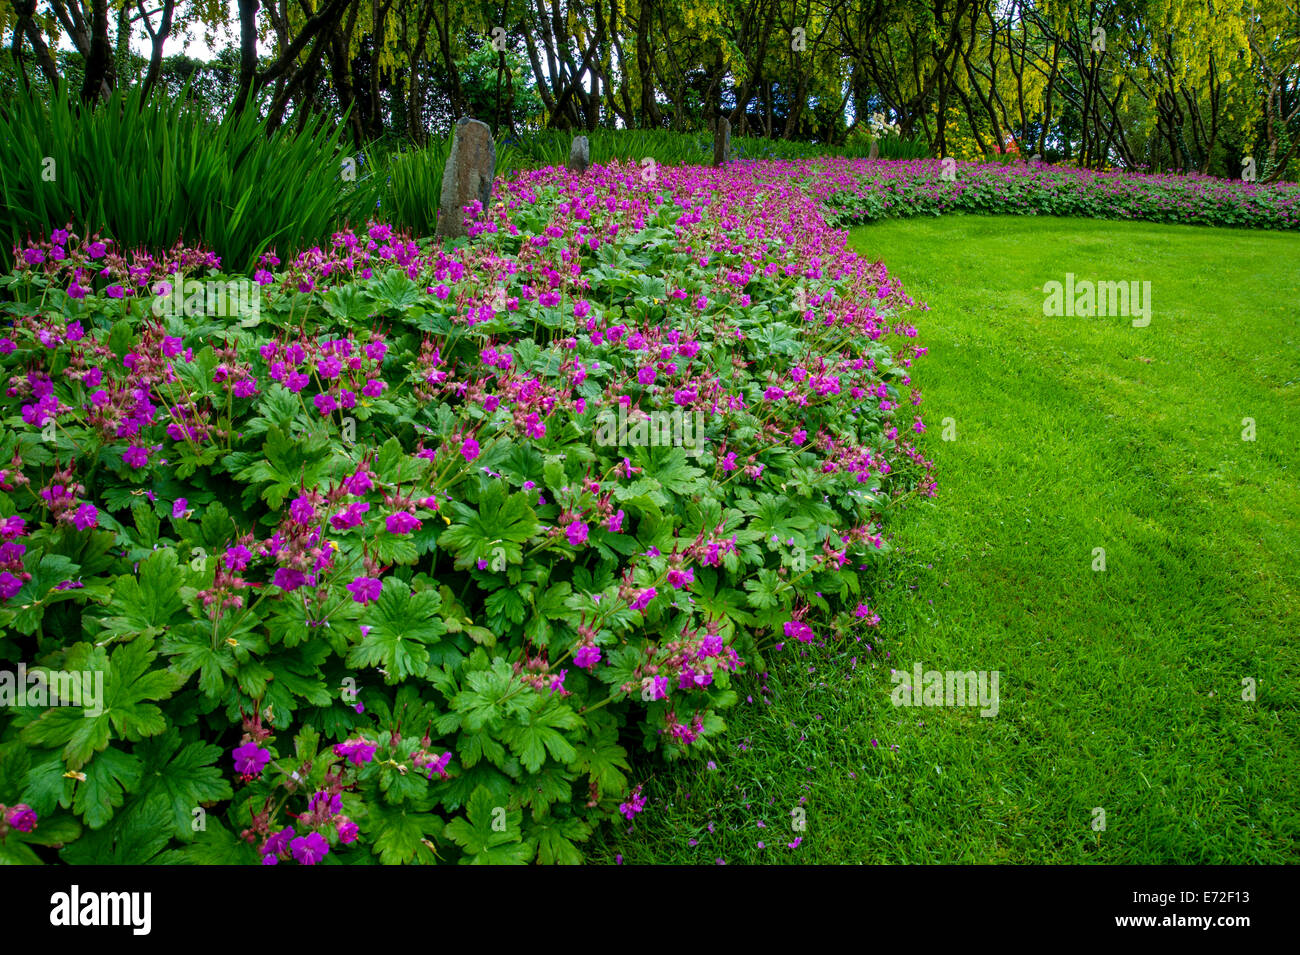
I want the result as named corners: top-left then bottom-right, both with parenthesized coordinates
top-left (531, 815), bottom-right (592, 865)
top-left (131, 728), bottom-right (234, 839)
top-left (369, 802), bottom-right (442, 865)
top-left (500, 697), bottom-right (581, 773)
top-left (20, 636), bottom-right (185, 768)
top-left (442, 785), bottom-right (534, 864)
top-left (346, 578), bottom-right (445, 682)
top-left (59, 796), bottom-right (173, 865)
top-left (99, 548), bottom-right (187, 640)
top-left (73, 745), bottom-right (143, 829)
top-left (439, 482), bottom-right (539, 570)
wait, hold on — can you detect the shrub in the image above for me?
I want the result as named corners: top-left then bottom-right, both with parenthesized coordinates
top-left (0, 160), bottom-right (932, 864)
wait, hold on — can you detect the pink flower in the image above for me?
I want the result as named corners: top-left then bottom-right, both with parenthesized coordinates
top-left (425, 751), bottom-right (453, 779)
top-left (783, 621), bottom-right (814, 643)
top-left (566, 522), bottom-right (589, 547)
top-left (224, 545), bottom-right (253, 571)
top-left (330, 501), bottom-right (370, 531)
top-left (273, 567), bottom-right (309, 591)
top-left (232, 742), bottom-right (271, 778)
top-left (4, 804), bottom-right (37, 833)
top-left (347, 576), bottom-right (383, 604)
top-left (291, 832), bottom-right (330, 865)
top-left (386, 511), bottom-right (421, 534)
top-left (619, 784), bottom-right (647, 821)
top-left (461, 438), bottom-right (480, 461)
top-left (289, 494), bottom-right (316, 525)
top-left (666, 567), bottom-right (694, 589)
top-left (72, 504), bottom-right (98, 530)
top-left (333, 738), bottom-right (377, 766)
top-left (574, 645), bottom-right (602, 669)
top-left (629, 587), bottom-right (656, 611)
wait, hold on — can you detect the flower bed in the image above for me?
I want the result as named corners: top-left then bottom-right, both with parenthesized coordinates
top-left (0, 161), bottom-right (933, 864)
top-left (804, 158), bottom-right (1300, 230)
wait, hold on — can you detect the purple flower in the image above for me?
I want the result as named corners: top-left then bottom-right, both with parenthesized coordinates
top-left (566, 522), bottom-right (589, 547)
top-left (425, 751), bottom-right (453, 780)
top-left (273, 567), bottom-right (309, 591)
top-left (333, 738), bottom-right (377, 766)
top-left (329, 501), bottom-right (370, 531)
top-left (783, 620), bottom-right (814, 644)
top-left (172, 498), bottom-right (188, 519)
top-left (291, 831), bottom-right (330, 865)
top-left (289, 494), bottom-right (316, 525)
top-left (4, 804), bottom-right (37, 833)
top-left (0, 572), bottom-right (23, 602)
top-left (460, 437), bottom-right (480, 462)
top-left (629, 587), bottom-right (657, 611)
top-left (262, 826), bottom-right (294, 861)
top-left (233, 741), bottom-right (271, 778)
top-left (71, 504), bottom-right (98, 530)
top-left (347, 576), bottom-right (383, 604)
top-left (385, 511), bottom-right (421, 534)
top-left (619, 785), bottom-right (647, 821)
top-left (647, 675), bottom-right (669, 700)
top-left (122, 446), bottom-right (149, 469)
top-left (667, 567), bottom-right (695, 589)
top-left (309, 791), bottom-right (343, 817)
top-left (336, 817), bottom-right (359, 844)
top-left (574, 645), bottom-right (602, 669)
top-left (224, 545), bottom-right (252, 572)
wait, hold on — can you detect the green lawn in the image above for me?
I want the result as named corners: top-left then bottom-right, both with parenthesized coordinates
top-left (591, 214), bottom-right (1300, 864)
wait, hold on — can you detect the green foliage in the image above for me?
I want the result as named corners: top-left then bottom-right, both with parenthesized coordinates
top-left (0, 81), bottom-right (371, 274)
top-left (0, 158), bottom-right (931, 863)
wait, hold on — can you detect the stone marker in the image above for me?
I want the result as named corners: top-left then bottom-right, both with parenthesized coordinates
top-left (713, 115), bottom-right (731, 166)
top-left (436, 117), bottom-right (496, 239)
top-left (567, 135), bottom-right (591, 174)
top-left (869, 138), bottom-right (880, 159)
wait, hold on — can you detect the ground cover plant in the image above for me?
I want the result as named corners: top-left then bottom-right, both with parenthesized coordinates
top-left (810, 158), bottom-right (1300, 231)
top-left (0, 160), bottom-right (934, 864)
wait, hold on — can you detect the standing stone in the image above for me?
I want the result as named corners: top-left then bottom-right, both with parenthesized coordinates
top-left (567, 135), bottom-right (591, 174)
top-left (869, 138), bottom-right (880, 160)
top-left (436, 117), bottom-right (496, 239)
top-left (713, 116), bottom-right (731, 166)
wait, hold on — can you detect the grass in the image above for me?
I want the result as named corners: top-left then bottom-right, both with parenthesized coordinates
top-left (590, 214), bottom-right (1300, 864)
